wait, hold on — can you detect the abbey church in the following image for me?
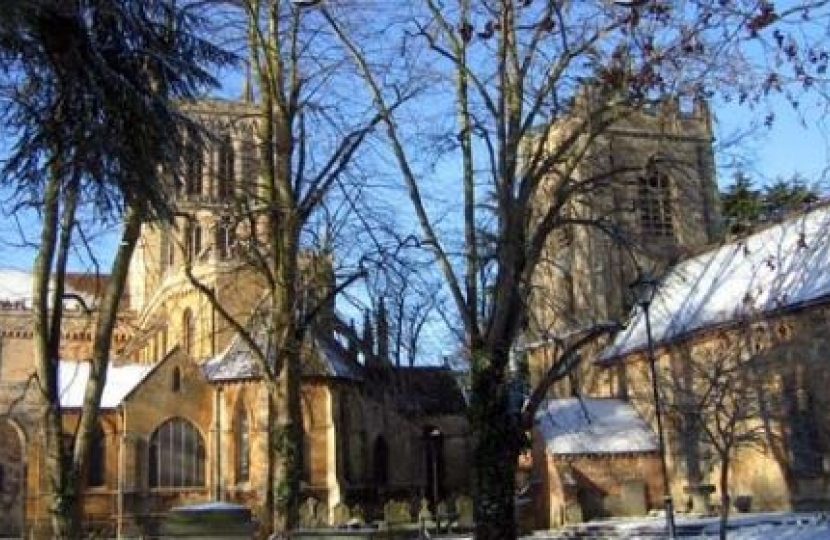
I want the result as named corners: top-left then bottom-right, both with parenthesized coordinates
top-left (0, 99), bottom-right (471, 537)
top-left (3, 88), bottom-right (830, 538)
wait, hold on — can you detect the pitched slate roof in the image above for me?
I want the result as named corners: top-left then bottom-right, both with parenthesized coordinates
top-left (599, 204), bottom-right (830, 363)
top-left (201, 331), bottom-right (363, 382)
top-left (535, 398), bottom-right (658, 455)
top-left (384, 367), bottom-right (468, 416)
top-left (59, 361), bottom-right (154, 408)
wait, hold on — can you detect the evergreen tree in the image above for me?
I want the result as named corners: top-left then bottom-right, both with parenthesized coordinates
top-left (721, 172), bottom-right (763, 235)
top-left (0, 2), bottom-right (230, 537)
top-left (762, 176), bottom-right (820, 221)
top-left (721, 173), bottom-right (821, 235)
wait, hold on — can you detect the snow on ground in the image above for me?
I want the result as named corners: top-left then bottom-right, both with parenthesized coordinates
top-left (522, 512), bottom-right (830, 539)
top-left (677, 512), bottom-right (830, 540)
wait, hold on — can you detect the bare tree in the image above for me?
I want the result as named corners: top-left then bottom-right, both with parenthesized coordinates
top-left (662, 331), bottom-right (772, 540)
top-left (318, 1), bottom-right (830, 538)
top-left (177, 1), bottom-right (410, 533)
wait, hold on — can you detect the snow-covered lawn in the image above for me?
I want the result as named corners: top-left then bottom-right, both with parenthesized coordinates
top-left (524, 512), bottom-right (830, 539)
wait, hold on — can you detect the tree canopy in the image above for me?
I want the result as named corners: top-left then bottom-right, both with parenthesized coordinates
top-left (721, 172), bottom-right (822, 235)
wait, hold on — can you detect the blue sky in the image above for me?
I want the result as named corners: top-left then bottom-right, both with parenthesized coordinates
top-left (713, 96), bottom-right (830, 188)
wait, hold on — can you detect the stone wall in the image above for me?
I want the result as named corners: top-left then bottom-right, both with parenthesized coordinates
top-left (604, 302), bottom-right (830, 514)
top-left (0, 418), bottom-right (25, 536)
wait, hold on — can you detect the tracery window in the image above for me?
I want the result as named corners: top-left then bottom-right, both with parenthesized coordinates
top-left (148, 418), bottom-right (205, 488)
top-left (638, 172), bottom-right (674, 238)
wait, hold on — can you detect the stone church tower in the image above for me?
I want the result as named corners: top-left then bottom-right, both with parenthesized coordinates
top-left (126, 99), bottom-right (263, 362)
top-left (527, 93), bottom-right (722, 395)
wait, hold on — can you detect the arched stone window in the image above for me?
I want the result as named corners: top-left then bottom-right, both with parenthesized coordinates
top-left (185, 222), bottom-right (202, 262)
top-left (87, 425), bottom-right (106, 487)
top-left (234, 405), bottom-right (250, 483)
top-left (182, 309), bottom-right (195, 357)
top-left (239, 138), bottom-right (256, 196)
top-left (148, 418), bottom-right (205, 488)
top-left (217, 134), bottom-right (235, 199)
top-left (215, 218), bottom-right (236, 260)
top-left (638, 171), bottom-right (674, 238)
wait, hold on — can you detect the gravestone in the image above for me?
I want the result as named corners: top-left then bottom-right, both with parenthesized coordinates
top-left (383, 500), bottom-right (412, 527)
top-left (417, 499), bottom-right (433, 523)
top-left (332, 503), bottom-right (350, 527)
top-left (300, 497), bottom-right (324, 528)
top-left (619, 480), bottom-right (647, 516)
top-left (159, 501), bottom-right (255, 538)
top-left (455, 495), bottom-right (474, 529)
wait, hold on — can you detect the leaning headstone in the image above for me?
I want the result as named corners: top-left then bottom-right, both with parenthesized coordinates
top-left (299, 497), bottom-right (321, 528)
top-left (455, 495), bottom-right (474, 529)
top-left (332, 503), bottom-right (350, 527)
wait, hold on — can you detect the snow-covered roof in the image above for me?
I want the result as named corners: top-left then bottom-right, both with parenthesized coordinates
top-left (201, 332), bottom-right (363, 382)
top-left (59, 361), bottom-right (154, 408)
top-left (0, 269), bottom-right (100, 311)
top-left (535, 398), bottom-right (658, 455)
top-left (599, 205), bottom-right (830, 363)
top-left (0, 269), bottom-right (33, 304)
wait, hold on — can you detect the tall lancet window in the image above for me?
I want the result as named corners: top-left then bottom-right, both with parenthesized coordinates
top-left (184, 143), bottom-right (204, 198)
top-left (182, 308), bottom-right (195, 357)
top-left (215, 218), bottom-right (236, 260)
top-left (234, 404), bottom-right (250, 483)
top-left (217, 133), bottom-right (235, 200)
top-left (638, 171), bottom-right (674, 239)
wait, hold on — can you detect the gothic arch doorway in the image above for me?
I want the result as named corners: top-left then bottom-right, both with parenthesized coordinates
top-left (0, 418), bottom-right (26, 536)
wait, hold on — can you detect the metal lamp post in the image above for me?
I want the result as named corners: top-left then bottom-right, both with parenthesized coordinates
top-left (631, 272), bottom-right (676, 539)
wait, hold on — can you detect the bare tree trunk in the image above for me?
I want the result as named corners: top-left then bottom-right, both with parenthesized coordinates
top-left (68, 206), bottom-right (142, 535)
top-left (718, 453), bottom-right (731, 540)
top-left (276, 351), bottom-right (304, 532)
top-left (33, 169), bottom-right (81, 539)
top-left (470, 355), bottom-right (520, 540)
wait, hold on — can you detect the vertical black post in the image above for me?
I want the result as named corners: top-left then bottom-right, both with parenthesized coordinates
top-left (643, 304), bottom-right (676, 538)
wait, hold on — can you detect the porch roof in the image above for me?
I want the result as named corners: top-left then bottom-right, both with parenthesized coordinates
top-left (535, 398), bottom-right (658, 455)
top-left (59, 360), bottom-right (153, 409)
